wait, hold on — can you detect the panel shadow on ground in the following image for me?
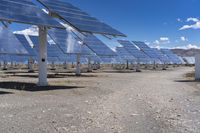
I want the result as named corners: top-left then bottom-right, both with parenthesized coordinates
top-left (0, 91), bottom-right (13, 95)
top-left (0, 82), bottom-right (84, 92)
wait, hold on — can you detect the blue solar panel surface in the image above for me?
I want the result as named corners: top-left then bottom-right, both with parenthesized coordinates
top-left (118, 40), bottom-right (152, 63)
top-left (15, 34), bottom-right (37, 59)
top-left (116, 47), bottom-right (136, 62)
top-left (48, 28), bottom-right (82, 54)
top-left (0, 0), bottom-right (64, 28)
top-left (37, 0), bottom-right (125, 36)
top-left (133, 41), bottom-right (161, 63)
top-left (83, 34), bottom-right (116, 57)
top-left (160, 49), bottom-right (182, 64)
top-left (0, 27), bottom-right (28, 55)
top-left (151, 48), bottom-right (170, 63)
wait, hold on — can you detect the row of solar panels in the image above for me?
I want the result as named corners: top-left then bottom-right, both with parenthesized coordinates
top-left (116, 40), bottom-right (183, 64)
top-left (0, 0), bottom-right (184, 65)
top-left (0, 25), bottom-right (183, 65)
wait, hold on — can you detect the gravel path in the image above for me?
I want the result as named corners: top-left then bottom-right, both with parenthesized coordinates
top-left (0, 67), bottom-right (199, 133)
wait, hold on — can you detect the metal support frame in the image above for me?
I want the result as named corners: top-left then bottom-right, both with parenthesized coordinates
top-left (162, 62), bottom-right (167, 70)
top-left (51, 61), bottom-right (56, 70)
top-left (136, 58), bottom-right (141, 72)
top-left (126, 60), bottom-right (129, 69)
top-left (37, 26), bottom-right (48, 86)
top-left (130, 62), bottom-right (134, 70)
top-left (153, 60), bottom-right (156, 70)
top-left (28, 57), bottom-right (34, 72)
top-left (3, 61), bottom-right (7, 70)
top-left (10, 61), bottom-right (14, 68)
top-left (63, 60), bottom-right (67, 69)
top-left (76, 53), bottom-right (81, 76)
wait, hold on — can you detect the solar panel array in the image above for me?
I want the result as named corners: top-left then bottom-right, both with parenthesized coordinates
top-left (0, 0), bottom-right (63, 28)
top-left (116, 47), bottom-right (136, 62)
top-left (160, 49), bottom-right (182, 64)
top-left (48, 28), bottom-right (82, 54)
top-left (118, 40), bottom-right (152, 63)
top-left (37, 0), bottom-right (125, 36)
top-left (83, 34), bottom-right (116, 57)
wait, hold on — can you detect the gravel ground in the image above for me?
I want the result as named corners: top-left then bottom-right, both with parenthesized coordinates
top-left (0, 67), bottom-right (199, 133)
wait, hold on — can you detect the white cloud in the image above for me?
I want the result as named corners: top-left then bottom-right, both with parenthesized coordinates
top-left (154, 40), bottom-right (160, 45)
top-left (180, 36), bottom-right (188, 41)
top-left (173, 44), bottom-right (200, 49)
top-left (160, 37), bottom-right (169, 41)
top-left (179, 17), bottom-right (200, 30)
top-left (187, 17), bottom-right (199, 22)
top-left (177, 18), bottom-right (182, 22)
top-left (13, 26), bottom-right (38, 36)
top-left (145, 41), bottom-right (150, 45)
top-left (153, 37), bottom-right (170, 45)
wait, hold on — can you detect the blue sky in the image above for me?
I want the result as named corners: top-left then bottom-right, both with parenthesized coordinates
top-left (11, 0), bottom-right (200, 49)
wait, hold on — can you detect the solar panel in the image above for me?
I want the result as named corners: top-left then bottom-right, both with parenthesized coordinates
top-left (118, 40), bottom-right (152, 63)
top-left (48, 28), bottom-right (82, 54)
top-left (29, 35), bottom-right (61, 62)
top-left (83, 34), bottom-right (116, 57)
top-left (15, 34), bottom-right (37, 60)
top-left (183, 57), bottom-right (195, 64)
top-left (160, 49), bottom-right (182, 64)
top-left (0, 0), bottom-right (64, 28)
top-left (116, 47), bottom-right (136, 62)
top-left (133, 41), bottom-right (162, 63)
top-left (37, 0), bottom-right (125, 36)
top-left (151, 48), bottom-right (171, 63)
top-left (48, 28), bottom-right (103, 64)
top-left (0, 27), bottom-right (28, 55)
top-left (179, 56), bottom-right (186, 64)
top-left (0, 54), bottom-right (11, 62)
top-left (9, 55), bottom-right (28, 63)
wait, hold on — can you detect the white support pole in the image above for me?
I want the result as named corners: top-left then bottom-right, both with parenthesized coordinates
top-left (76, 54), bottom-right (81, 76)
top-left (28, 57), bottom-right (34, 72)
top-left (195, 54), bottom-right (200, 80)
top-left (136, 58), bottom-right (141, 72)
top-left (38, 26), bottom-right (48, 86)
top-left (87, 57), bottom-right (92, 72)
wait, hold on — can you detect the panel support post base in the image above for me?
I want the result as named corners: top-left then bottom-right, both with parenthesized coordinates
top-left (76, 54), bottom-right (81, 76)
top-left (195, 54), bottom-right (200, 80)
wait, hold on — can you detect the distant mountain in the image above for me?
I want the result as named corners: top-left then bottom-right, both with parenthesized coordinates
top-left (171, 49), bottom-right (200, 57)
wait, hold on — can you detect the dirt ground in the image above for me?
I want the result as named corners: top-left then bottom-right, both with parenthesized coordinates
top-left (0, 67), bottom-right (199, 133)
